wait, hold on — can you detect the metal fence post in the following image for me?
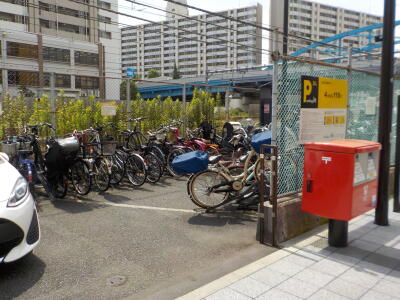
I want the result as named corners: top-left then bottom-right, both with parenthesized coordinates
top-left (346, 46), bottom-right (352, 137)
top-left (126, 79), bottom-right (131, 130)
top-left (50, 72), bottom-right (56, 128)
top-left (394, 94), bottom-right (400, 212)
top-left (225, 88), bottom-right (230, 121)
top-left (182, 83), bottom-right (187, 138)
top-left (271, 29), bottom-right (279, 146)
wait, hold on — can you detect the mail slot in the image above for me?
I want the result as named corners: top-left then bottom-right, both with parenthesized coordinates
top-left (301, 139), bottom-right (381, 246)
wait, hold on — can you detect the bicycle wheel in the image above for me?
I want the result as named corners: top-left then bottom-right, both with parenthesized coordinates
top-left (166, 148), bottom-right (185, 177)
top-left (70, 159), bottom-right (91, 195)
top-left (125, 154), bottom-right (147, 187)
top-left (35, 170), bottom-right (55, 201)
top-left (109, 155), bottom-right (125, 185)
top-left (48, 172), bottom-right (68, 199)
top-left (150, 145), bottom-right (166, 168)
top-left (93, 157), bottom-right (111, 192)
top-left (188, 170), bottom-right (229, 209)
top-left (254, 157), bottom-right (272, 183)
top-left (143, 152), bottom-right (162, 183)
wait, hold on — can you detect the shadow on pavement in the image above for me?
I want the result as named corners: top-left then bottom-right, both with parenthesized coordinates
top-left (0, 254), bottom-right (46, 300)
top-left (188, 206), bottom-right (257, 227)
top-left (51, 197), bottom-right (108, 214)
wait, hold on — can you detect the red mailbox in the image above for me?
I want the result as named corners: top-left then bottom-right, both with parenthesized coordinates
top-left (302, 139), bottom-right (381, 221)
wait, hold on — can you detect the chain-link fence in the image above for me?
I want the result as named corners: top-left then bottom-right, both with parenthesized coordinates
top-left (275, 56), bottom-right (400, 196)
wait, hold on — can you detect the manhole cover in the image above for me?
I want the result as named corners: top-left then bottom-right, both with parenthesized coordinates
top-left (107, 275), bottom-right (127, 287)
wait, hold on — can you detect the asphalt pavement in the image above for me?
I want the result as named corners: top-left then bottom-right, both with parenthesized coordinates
top-left (0, 176), bottom-right (275, 300)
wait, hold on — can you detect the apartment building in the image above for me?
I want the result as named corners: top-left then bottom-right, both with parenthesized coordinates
top-left (0, 0), bottom-right (121, 99)
top-left (270, 0), bottom-right (383, 57)
top-left (121, 3), bottom-right (263, 79)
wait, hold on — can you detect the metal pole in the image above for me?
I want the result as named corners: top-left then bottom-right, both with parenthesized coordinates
top-left (271, 29), bottom-right (279, 146)
top-left (283, 0), bottom-right (289, 56)
top-left (126, 79), bottom-right (131, 130)
top-left (50, 72), bottom-right (56, 128)
top-left (225, 88), bottom-right (230, 121)
top-left (394, 95), bottom-right (400, 212)
top-left (182, 84), bottom-right (187, 138)
top-left (346, 46), bottom-right (352, 136)
top-left (375, 0), bottom-right (396, 226)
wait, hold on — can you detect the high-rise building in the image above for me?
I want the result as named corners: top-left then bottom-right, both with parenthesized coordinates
top-left (166, 0), bottom-right (189, 21)
top-left (121, 4), bottom-right (263, 79)
top-left (0, 0), bottom-right (121, 100)
top-left (270, 0), bottom-right (383, 57)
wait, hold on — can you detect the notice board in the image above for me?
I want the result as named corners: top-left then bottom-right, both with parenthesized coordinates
top-left (299, 76), bottom-right (348, 144)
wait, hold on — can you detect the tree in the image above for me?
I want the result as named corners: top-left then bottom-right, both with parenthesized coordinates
top-left (120, 80), bottom-right (138, 100)
top-left (147, 69), bottom-right (161, 79)
top-left (172, 62), bottom-right (181, 79)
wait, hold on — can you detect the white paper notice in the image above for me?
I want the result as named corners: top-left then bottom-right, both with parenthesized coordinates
top-left (367, 157), bottom-right (377, 179)
top-left (365, 97), bottom-right (377, 115)
top-left (299, 108), bottom-right (347, 144)
top-left (354, 161), bottom-right (366, 185)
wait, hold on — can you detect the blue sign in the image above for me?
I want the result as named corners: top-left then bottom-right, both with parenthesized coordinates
top-left (126, 67), bottom-right (135, 78)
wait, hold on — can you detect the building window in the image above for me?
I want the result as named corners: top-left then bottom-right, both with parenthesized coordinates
top-left (75, 76), bottom-right (99, 89)
top-left (98, 0), bottom-right (111, 9)
top-left (0, 11), bottom-right (28, 24)
top-left (0, 0), bottom-right (27, 4)
top-left (98, 15), bottom-right (111, 24)
top-left (8, 71), bottom-right (39, 86)
top-left (99, 30), bottom-right (112, 39)
top-left (43, 47), bottom-right (70, 63)
top-left (54, 74), bottom-right (71, 88)
top-left (7, 42), bottom-right (38, 59)
top-left (58, 22), bottom-right (89, 35)
top-left (74, 51), bottom-right (99, 65)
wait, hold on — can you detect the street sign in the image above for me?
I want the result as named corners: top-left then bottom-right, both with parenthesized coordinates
top-left (126, 67), bottom-right (135, 78)
top-left (101, 103), bottom-right (117, 116)
top-left (299, 76), bottom-right (348, 144)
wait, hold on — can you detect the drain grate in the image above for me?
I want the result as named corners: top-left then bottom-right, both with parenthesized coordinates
top-left (107, 275), bottom-right (127, 287)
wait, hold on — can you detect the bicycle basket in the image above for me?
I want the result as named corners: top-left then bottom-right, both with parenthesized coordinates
top-left (1, 142), bottom-right (17, 157)
top-left (82, 143), bottom-right (100, 158)
top-left (100, 141), bottom-right (117, 156)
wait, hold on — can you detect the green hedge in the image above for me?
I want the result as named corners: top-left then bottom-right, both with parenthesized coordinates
top-left (0, 89), bottom-right (220, 139)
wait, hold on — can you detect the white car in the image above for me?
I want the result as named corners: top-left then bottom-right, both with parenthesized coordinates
top-left (0, 152), bottom-right (40, 263)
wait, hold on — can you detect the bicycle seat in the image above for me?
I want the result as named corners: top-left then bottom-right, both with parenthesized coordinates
top-left (177, 137), bottom-right (185, 143)
top-left (208, 155), bottom-right (223, 164)
top-left (56, 137), bottom-right (80, 154)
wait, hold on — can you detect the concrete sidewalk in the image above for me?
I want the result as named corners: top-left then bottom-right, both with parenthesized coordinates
top-left (177, 207), bottom-right (400, 300)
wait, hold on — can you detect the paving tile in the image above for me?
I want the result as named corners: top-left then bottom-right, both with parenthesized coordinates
top-left (294, 249), bottom-right (327, 262)
top-left (376, 246), bottom-right (400, 260)
top-left (325, 278), bottom-right (369, 299)
top-left (250, 267), bottom-right (289, 287)
top-left (293, 268), bottom-right (335, 287)
top-left (372, 279), bottom-right (400, 298)
top-left (308, 288), bottom-right (350, 300)
top-left (229, 277), bottom-right (271, 298)
top-left (310, 258), bottom-right (351, 277)
top-left (363, 252), bottom-right (400, 269)
top-left (349, 239), bottom-right (382, 252)
top-left (339, 267), bottom-right (383, 288)
top-left (205, 287), bottom-right (251, 300)
top-left (256, 288), bottom-right (300, 300)
top-left (354, 260), bottom-right (393, 277)
top-left (385, 269), bottom-right (400, 284)
top-left (266, 259), bottom-right (306, 277)
top-left (279, 252), bottom-right (318, 267)
top-left (360, 290), bottom-right (396, 300)
top-left (328, 251), bottom-right (364, 266)
top-left (275, 277), bottom-right (320, 299)
top-left (361, 232), bottom-right (394, 245)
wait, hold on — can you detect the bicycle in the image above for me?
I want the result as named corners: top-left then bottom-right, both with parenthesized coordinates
top-left (187, 145), bottom-right (272, 211)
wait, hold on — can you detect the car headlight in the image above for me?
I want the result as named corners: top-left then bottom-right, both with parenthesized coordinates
top-left (8, 177), bottom-right (28, 207)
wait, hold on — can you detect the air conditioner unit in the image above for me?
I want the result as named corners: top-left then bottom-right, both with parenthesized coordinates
top-left (80, 91), bottom-right (88, 97)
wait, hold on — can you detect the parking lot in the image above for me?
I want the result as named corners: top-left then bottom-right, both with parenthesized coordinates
top-left (0, 177), bottom-right (275, 300)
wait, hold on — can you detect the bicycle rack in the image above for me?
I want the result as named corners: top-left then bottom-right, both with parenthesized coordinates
top-left (257, 145), bottom-right (278, 247)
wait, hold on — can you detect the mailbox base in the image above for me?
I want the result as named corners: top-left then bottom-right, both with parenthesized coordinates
top-left (328, 219), bottom-right (348, 247)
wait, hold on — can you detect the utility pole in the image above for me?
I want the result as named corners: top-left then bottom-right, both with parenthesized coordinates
top-left (126, 79), bottom-right (131, 130)
top-left (375, 0), bottom-right (396, 226)
top-left (283, 0), bottom-right (289, 56)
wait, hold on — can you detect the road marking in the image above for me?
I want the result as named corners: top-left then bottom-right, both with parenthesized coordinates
top-left (59, 198), bottom-right (196, 214)
top-left (101, 201), bottom-right (196, 213)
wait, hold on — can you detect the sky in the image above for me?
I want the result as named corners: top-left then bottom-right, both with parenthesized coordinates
top-left (117, 0), bottom-right (393, 64)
